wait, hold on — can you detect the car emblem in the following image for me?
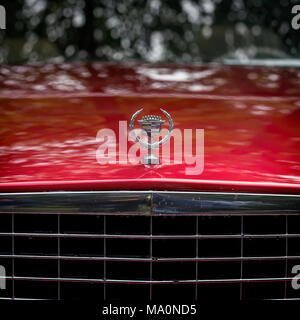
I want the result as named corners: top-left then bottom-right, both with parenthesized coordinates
top-left (129, 108), bottom-right (173, 165)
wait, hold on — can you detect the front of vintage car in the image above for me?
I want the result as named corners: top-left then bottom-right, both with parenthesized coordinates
top-left (0, 62), bottom-right (300, 302)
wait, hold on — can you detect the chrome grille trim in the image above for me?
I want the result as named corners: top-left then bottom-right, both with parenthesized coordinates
top-left (0, 191), bottom-right (300, 216)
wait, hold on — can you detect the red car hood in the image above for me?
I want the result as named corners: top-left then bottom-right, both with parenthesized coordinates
top-left (0, 62), bottom-right (300, 193)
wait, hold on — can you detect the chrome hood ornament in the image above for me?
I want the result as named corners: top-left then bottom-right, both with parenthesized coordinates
top-left (129, 108), bottom-right (173, 165)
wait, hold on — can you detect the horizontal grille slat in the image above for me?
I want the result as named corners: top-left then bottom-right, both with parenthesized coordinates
top-left (0, 191), bottom-right (299, 301)
top-left (2, 276), bottom-right (294, 284)
top-left (0, 232), bottom-right (300, 239)
top-left (1, 254), bottom-right (300, 262)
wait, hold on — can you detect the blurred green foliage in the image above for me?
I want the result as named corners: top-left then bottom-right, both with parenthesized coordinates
top-left (0, 0), bottom-right (299, 64)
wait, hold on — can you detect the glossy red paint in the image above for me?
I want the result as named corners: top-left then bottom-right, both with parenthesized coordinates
top-left (0, 63), bottom-right (299, 193)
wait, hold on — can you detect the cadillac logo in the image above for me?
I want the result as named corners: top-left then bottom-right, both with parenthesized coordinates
top-left (129, 108), bottom-right (173, 165)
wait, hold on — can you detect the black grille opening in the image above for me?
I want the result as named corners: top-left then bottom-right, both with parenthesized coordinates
top-left (106, 261), bottom-right (149, 280)
top-left (152, 284), bottom-right (196, 301)
top-left (288, 238), bottom-right (300, 256)
top-left (61, 238), bottom-right (104, 257)
top-left (0, 215), bottom-right (11, 232)
top-left (14, 259), bottom-right (58, 278)
top-left (243, 238), bottom-right (286, 257)
top-left (107, 216), bottom-right (150, 235)
top-left (15, 214), bottom-right (57, 233)
top-left (152, 262), bottom-right (195, 281)
top-left (61, 261), bottom-right (104, 279)
top-left (153, 216), bottom-right (196, 235)
top-left (243, 282), bottom-right (284, 300)
top-left (107, 239), bottom-right (149, 258)
top-left (243, 216), bottom-right (286, 234)
top-left (198, 216), bottom-right (241, 235)
top-left (15, 280), bottom-right (58, 300)
top-left (0, 191), bottom-right (299, 301)
top-left (197, 283), bottom-right (240, 301)
top-left (61, 282), bottom-right (104, 301)
top-left (0, 213), bottom-right (299, 301)
top-left (0, 237), bottom-right (11, 254)
top-left (106, 284), bottom-right (148, 301)
top-left (153, 239), bottom-right (196, 258)
top-left (61, 215), bottom-right (104, 235)
top-left (243, 260), bottom-right (285, 278)
top-left (289, 216), bottom-right (300, 234)
top-left (198, 261), bottom-right (241, 280)
top-left (15, 237), bottom-right (57, 256)
top-left (198, 239), bottom-right (241, 257)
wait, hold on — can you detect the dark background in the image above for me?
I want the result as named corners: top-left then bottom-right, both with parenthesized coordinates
top-left (0, 0), bottom-right (299, 64)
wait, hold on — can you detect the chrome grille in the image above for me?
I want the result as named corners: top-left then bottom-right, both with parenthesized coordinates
top-left (0, 191), bottom-right (300, 301)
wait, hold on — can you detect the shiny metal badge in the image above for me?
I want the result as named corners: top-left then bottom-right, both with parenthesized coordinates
top-left (129, 108), bottom-right (173, 165)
